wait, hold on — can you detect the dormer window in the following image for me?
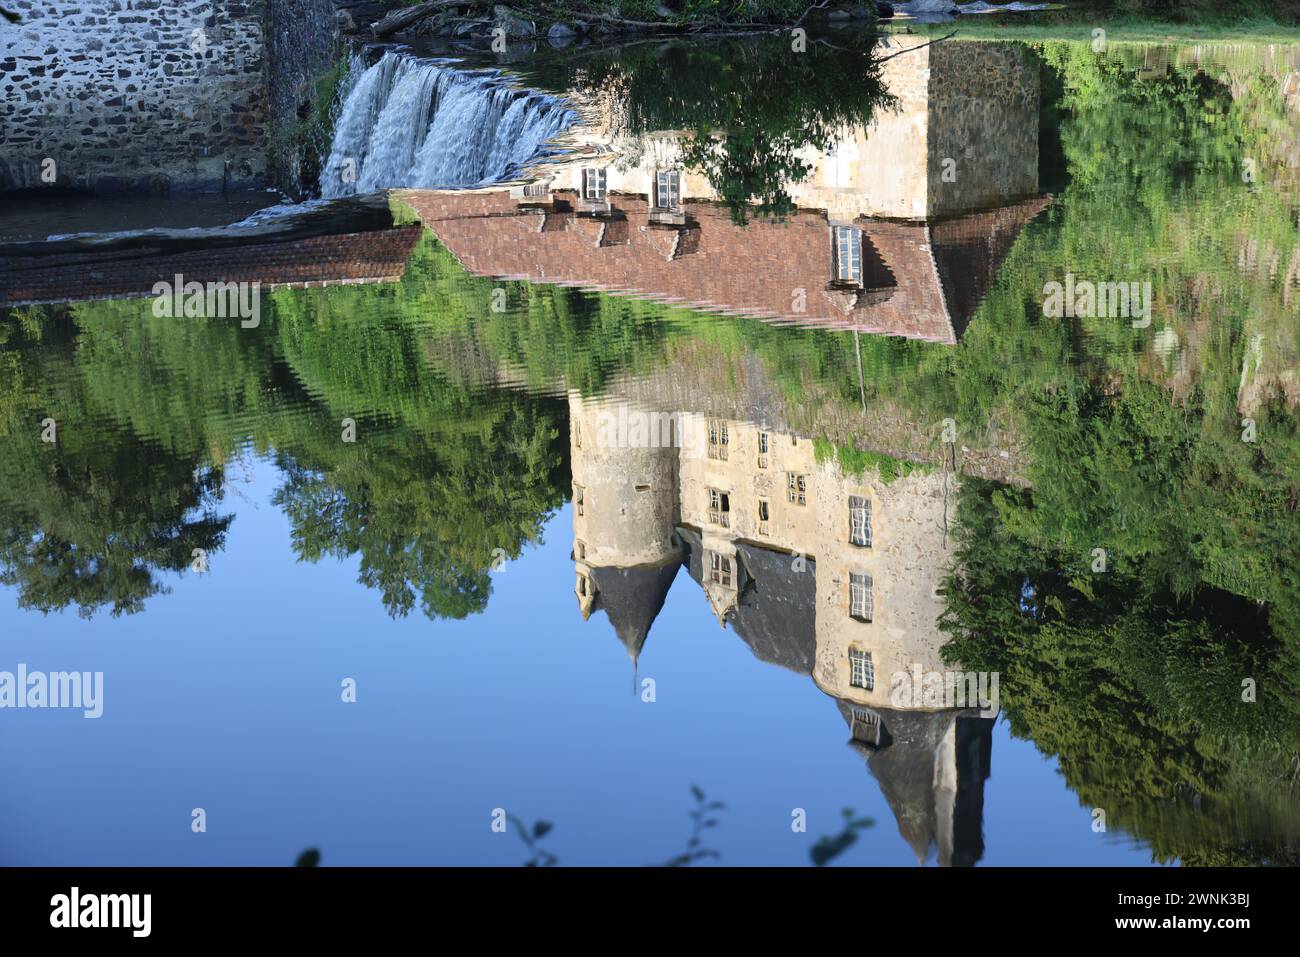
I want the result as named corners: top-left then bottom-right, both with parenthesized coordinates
top-left (576, 573), bottom-right (589, 596)
top-left (707, 488), bottom-right (731, 528)
top-left (709, 552), bottom-right (733, 587)
top-left (582, 167), bottom-right (607, 200)
top-left (832, 225), bottom-right (862, 285)
top-left (849, 495), bottom-right (872, 547)
top-left (850, 706), bottom-right (881, 746)
top-left (654, 170), bottom-right (681, 211)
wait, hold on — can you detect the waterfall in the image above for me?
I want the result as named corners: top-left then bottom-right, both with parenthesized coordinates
top-left (320, 52), bottom-right (576, 197)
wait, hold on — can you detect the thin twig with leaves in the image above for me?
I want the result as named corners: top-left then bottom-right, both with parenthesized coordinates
top-left (508, 814), bottom-right (558, 866)
top-left (659, 784), bottom-right (725, 866)
top-left (810, 807), bottom-right (874, 866)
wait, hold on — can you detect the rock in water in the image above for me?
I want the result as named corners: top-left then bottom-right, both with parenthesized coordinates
top-left (548, 22), bottom-right (577, 47)
top-left (494, 5), bottom-right (536, 37)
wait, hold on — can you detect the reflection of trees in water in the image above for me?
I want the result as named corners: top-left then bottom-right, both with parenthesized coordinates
top-left (0, 310), bottom-right (232, 617)
top-left (915, 47), bottom-right (1300, 853)
top-left (941, 479), bottom-right (1300, 866)
top-left (0, 252), bottom-right (570, 622)
top-left (934, 48), bottom-right (1300, 864)
top-left (270, 400), bottom-right (566, 621)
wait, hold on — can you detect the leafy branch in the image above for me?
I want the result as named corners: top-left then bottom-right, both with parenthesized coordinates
top-left (659, 784), bottom-right (725, 866)
top-left (810, 807), bottom-right (874, 866)
top-left (508, 815), bottom-right (559, 866)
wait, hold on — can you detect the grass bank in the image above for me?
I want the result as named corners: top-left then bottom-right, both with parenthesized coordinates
top-left (892, 4), bottom-right (1300, 44)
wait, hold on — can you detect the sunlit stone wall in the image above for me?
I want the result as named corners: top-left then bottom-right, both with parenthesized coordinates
top-left (0, 0), bottom-right (269, 191)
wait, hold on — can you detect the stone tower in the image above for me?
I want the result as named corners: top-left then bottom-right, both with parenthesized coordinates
top-left (568, 393), bottom-right (683, 664)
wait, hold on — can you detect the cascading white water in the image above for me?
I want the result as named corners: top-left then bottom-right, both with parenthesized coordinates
top-left (320, 51), bottom-right (576, 197)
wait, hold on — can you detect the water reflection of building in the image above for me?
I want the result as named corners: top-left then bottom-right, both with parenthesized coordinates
top-left (569, 394), bottom-right (995, 865)
top-left (399, 42), bottom-right (1049, 345)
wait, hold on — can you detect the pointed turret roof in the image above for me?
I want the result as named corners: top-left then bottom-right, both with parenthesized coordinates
top-left (588, 557), bottom-right (682, 663)
top-left (840, 705), bottom-right (955, 865)
top-left (837, 703), bottom-right (994, 867)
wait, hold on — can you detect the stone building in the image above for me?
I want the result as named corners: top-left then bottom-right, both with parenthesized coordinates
top-left (568, 392), bottom-right (996, 864)
top-left (569, 392), bottom-right (682, 665)
top-left (553, 39), bottom-right (1041, 223)
top-left (400, 39), bottom-right (1048, 346)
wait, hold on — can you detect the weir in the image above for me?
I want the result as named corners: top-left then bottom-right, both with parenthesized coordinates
top-left (320, 51), bottom-right (576, 196)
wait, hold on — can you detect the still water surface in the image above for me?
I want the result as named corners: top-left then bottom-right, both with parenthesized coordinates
top-left (1, 33), bottom-right (1298, 866)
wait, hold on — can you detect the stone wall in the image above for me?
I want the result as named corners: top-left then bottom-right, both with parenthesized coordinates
top-left (265, 0), bottom-right (343, 194)
top-left (926, 42), bottom-right (1040, 219)
top-left (0, 0), bottom-right (269, 192)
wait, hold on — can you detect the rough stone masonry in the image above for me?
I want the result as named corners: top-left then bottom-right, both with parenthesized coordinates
top-left (0, 0), bottom-right (271, 191)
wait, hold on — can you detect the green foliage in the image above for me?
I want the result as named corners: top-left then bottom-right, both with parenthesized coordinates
top-left (813, 438), bottom-right (933, 485)
top-left (940, 478), bottom-right (1300, 864)
top-left (506, 814), bottom-right (559, 867)
top-left (810, 808), bottom-right (875, 866)
top-left (660, 785), bottom-right (725, 866)
top-left (0, 309), bottom-right (233, 617)
top-left (528, 35), bottom-right (894, 223)
top-left (295, 848), bottom-right (321, 866)
top-left (930, 40), bottom-right (1300, 863)
top-left (271, 53), bottom-right (351, 195)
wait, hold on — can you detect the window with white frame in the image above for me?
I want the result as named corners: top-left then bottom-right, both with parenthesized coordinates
top-left (757, 431), bottom-right (769, 468)
top-left (574, 484), bottom-right (585, 516)
top-left (849, 572), bottom-right (873, 623)
top-left (757, 498), bottom-right (770, 536)
top-left (655, 170), bottom-right (681, 210)
top-left (832, 225), bottom-right (863, 284)
top-left (582, 167), bottom-right (607, 200)
top-left (707, 419), bottom-right (729, 460)
top-left (709, 552), bottom-right (733, 587)
top-left (848, 495), bottom-right (872, 547)
top-left (848, 648), bottom-right (874, 689)
top-left (787, 472), bottom-right (807, 506)
top-left (707, 488), bottom-right (731, 528)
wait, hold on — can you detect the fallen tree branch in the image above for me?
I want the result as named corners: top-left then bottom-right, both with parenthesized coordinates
top-left (874, 29), bottom-right (957, 64)
top-left (579, 11), bottom-right (680, 29)
top-left (794, 0), bottom-right (830, 26)
top-left (372, 0), bottom-right (467, 37)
